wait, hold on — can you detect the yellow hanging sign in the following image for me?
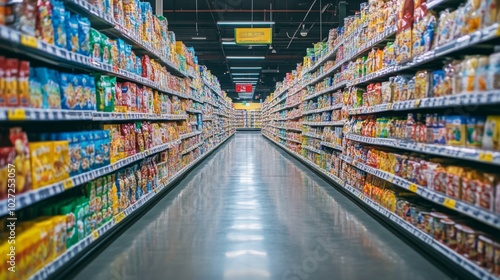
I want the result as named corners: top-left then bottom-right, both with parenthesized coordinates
top-left (235, 28), bottom-right (272, 44)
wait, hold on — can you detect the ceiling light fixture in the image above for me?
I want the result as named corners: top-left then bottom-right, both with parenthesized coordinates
top-left (217, 21), bottom-right (275, 25)
top-left (300, 24), bottom-right (308, 37)
top-left (233, 78), bottom-right (259, 80)
top-left (227, 56), bottom-right (265, 60)
top-left (232, 73), bottom-right (260, 76)
top-left (191, 36), bottom-right (207, 40)
top-left (271, 49), bottom-right (277, 54)
top-left (269, 45), bottom-right (273, 50)
top-left (230, 67), bottom-right (262, 70)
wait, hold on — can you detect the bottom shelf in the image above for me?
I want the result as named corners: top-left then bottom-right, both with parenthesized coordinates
top-left (262, 133), bottom-right (497, 280)
top-left (29, 133), bottom-right (235, 280)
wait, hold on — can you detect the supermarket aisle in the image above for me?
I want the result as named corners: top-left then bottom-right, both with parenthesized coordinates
top-left (74, 132), bottom-right (449, 280)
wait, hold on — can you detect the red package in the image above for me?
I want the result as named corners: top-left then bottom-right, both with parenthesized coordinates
top-left (115, 82), bottom-right (123, 112)
top-left (128, 83), bottom-right (136, 112)
top-left (5, 59), bottom-right (19, 107)
top-left (5, 127), bottom-right (32, 193)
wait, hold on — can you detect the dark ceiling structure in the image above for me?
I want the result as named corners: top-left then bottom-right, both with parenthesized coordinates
top-left (161, 0), bottom-right (362, 102)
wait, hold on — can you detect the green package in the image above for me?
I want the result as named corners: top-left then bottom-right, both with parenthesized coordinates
top-left (90, 28), bottom-right (102, 61)
top-left (95, 76), bottom-right (115, 112)
top-left (75, 202), bottom-right (85, 241)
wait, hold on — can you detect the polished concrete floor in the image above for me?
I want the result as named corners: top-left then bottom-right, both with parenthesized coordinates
top-left (74, 132), bottom-right (450, 280)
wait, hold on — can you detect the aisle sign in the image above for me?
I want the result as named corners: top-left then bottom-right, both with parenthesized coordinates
top-left (235, 28), bottom-right (272, 44)
top-left (236, 84), bottom-right (253, 93)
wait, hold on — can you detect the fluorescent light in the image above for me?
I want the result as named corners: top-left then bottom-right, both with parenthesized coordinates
top-left (232, 73), bottom-right (260, 76)
top-left (233, 78), bottom-right (259, 80)
top-left (217, 21), bottom-right (275, 25)
top-left (191, 36), bottom-right (207, 40)
top-left (231, 67), bottom-right (262, 70)
top-left (227, 56), bottom-right (265, 60)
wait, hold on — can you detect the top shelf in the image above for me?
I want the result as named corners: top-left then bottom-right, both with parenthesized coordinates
top-left (64, 0), bottom-right (189, 78)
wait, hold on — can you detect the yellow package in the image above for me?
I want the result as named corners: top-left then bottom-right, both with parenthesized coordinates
top-left (34, 218), bottom-right (55, 264)
top-left (29, 142), bottom-right (54, 189)
top-left (51, 215), bottom-right (67, 257)
top-left (53, 141), bottom-right (69, 183)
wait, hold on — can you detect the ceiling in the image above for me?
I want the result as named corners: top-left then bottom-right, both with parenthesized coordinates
top-left (161, 0), bottom-right (363, 102)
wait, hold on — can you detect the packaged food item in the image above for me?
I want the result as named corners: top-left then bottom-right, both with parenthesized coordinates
top-left (6, 0), bottom-right (37, 36)
top-left (477, 235), bottom-right (495, 270)
top-left (72, 75), bottom-right (85, 110)
top-left (36, 0), bottom-right (54, 44)
top-left (445, 116), bottom-right (466, 146)
top-left (488, 52), bottom-right (500, 90)
top-left (90, 29), bottom-right (102, 61)
top-left (65, 12), bottom-right (79, 52)
top-left (59, 73), bottom-right (75, 109)
top-left (52, 140), bottom-right (69, 182)
top-left (4, 128), bottom-right (32, 193)
top-left (18, 60), bottom-right (30, 107)
top-left (28, 68), bottom-right (43, 108)
top-left (78, 16), bottom-right (91, 56)
top-left (5, 59), bottom-right (19, 107)
top-left (466, 116), bottom-right (486, 147)
top-left (483, 115), bottom-right (500, 150)
top-left (36, 68), bottom-right (61, 109)
top-left (51, 0), bottom-right (66, 48)
top-left (95, 75), bottom-right (115, 112)
top-left (29, 142), bottom-right (53, 189)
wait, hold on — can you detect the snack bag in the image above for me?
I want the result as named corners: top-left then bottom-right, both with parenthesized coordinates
top-left (36, 0), bottom-right (54, 44)
top-left (5, 59), bottom-right (19, 107)
top-left (72, 75), bottom-right (85, 110)
top-left (28, 68), bottom-right (42, 108)
top-left (6, 0), bottom-right (37, 36)
top-left (51, 0), bottom-right (66, 48)
top-left (81, 74), bottom-right (92, 110)
top-left (52, 140), bottom-right (69, 182)
top-left (4, 128), bottom-right (32, 193)
top-left (29, 142), bottom-right (53, 189)
top-left (59, 73), bottom-right (76, 110)
top-left (90, 29), bottom-right (102, 62)
top-left (65, 13), bottom-right (79, 53)
top-left (445, 116), bottom-right (466, 146)
top-left (0, 56), bottom-right (5, 107)
top-left (36, 68), bottom-right (61, 109)
top-left (101, 35), bottom-right (112, 65)
top-left (78, 16), bottom-right (91, 56)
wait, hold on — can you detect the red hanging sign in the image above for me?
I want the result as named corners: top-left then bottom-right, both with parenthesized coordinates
top-left (236, 84), bottom-right (252, 93)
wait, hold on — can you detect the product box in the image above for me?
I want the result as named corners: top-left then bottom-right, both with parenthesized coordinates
top-left (29, 142), bottom-right (54, 189)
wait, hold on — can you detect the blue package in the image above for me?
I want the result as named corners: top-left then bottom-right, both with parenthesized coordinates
top-left (52, 0), bottom-right (67, 49)
top-left (71, 75), bottom-right (84, 110)
top-left (36, 68), bottom-right (61, 109)
top-left (66, 13), bottom-right (79, 53)
top-left (78, 16), bottom-right (91, 56)
top-left (59, 73), bottom-right (76, 110)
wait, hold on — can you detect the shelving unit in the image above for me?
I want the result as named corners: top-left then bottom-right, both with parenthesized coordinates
top-left (235, 109), bottom-right (262, 130)
top-left (262, 0), bottom-right (500, 278)
top-left (0, 1), bottom-right (234, 278)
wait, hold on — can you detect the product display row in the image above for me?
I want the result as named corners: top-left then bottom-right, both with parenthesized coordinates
top-left (262, 0), bottom-right (499, 277)
top-left (0, 0), bottom-right (235, 278)
top-left (235, 110), bottom-right (262, 129)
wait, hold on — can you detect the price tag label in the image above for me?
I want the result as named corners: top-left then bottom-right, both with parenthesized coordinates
top-left (7, 109), bottom-right (26, 120)
top-left (114, 212), bottom-right (126, 224)
top-left (409, 184), bottom-right (418, 193)
top-left (443, 198), bottom-right (457, 209)
top-left (92, 230), bottom-right (99, 240)
top-left (20, 35), bottom-right (38, 48)
top-left (478, 152), bottom-right (493, 162)
top-left (63, 180), bottom-right (74, 190)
